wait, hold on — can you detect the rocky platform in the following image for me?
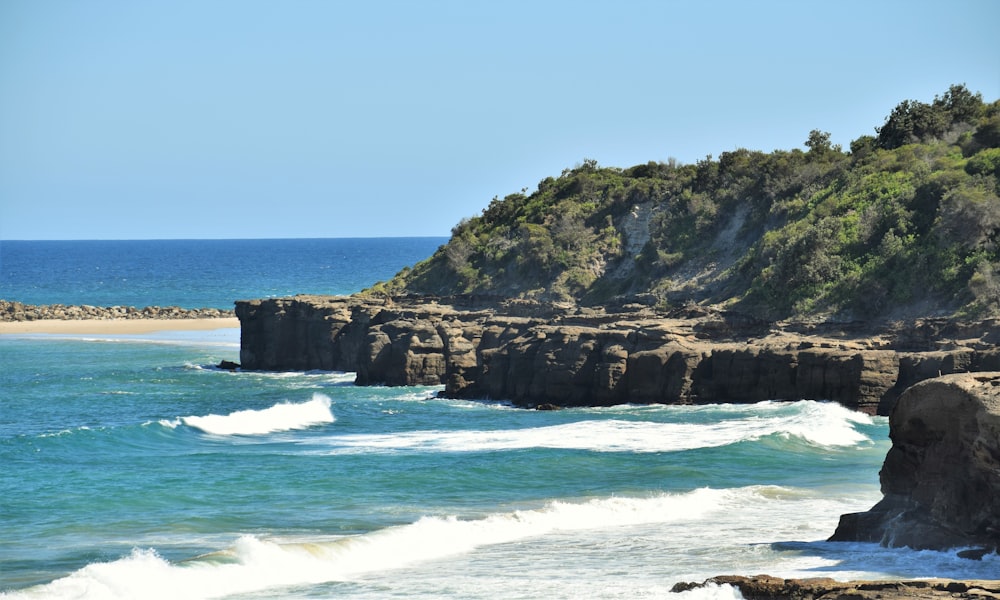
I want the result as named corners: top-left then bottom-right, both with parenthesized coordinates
top-left (236, 294), bottom-right (1000, 415)
top-left (672, 575), bottom-right (1000, 599)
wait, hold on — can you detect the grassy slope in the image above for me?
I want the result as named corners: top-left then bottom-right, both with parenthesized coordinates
top-left (371, 87), bottom-right (1000, 321)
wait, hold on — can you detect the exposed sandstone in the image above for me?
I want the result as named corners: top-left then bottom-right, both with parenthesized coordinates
top-left (830, 373), bottom-right (1000, 551)
top-left (234, 295), bottom-right (1000, 415)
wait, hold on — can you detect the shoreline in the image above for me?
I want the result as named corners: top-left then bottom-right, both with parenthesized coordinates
top-left (0, 317), bottom-right (240, 335)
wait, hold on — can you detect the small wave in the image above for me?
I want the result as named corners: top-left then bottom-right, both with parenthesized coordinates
top-left (164, 394), bottom-right (335, 436)
top-left (38, 426), bottom-right (92, 438)
top-left (245, 370), bottom-right (357, 382)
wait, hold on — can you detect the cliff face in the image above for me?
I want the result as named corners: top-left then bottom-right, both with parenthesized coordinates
top-left (830, 373), bottom-right (1000, 552)
top-left (235, 295), bottom-right (1000, 416)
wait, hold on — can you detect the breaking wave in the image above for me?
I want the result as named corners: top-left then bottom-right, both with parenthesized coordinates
top-left (162, 393), bottom-right (335, 436)
top-left (310, 400), bottom-right (873, 455)
top-left (1, 487), bottom-right (769, 600)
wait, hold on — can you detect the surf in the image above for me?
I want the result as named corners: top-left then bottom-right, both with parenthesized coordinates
top-left (18, 484), bottom-right (997, 600)
top-left (0, 487), bottom-right (804, 600)
top-left (307, 400), bottom-right (877, 455)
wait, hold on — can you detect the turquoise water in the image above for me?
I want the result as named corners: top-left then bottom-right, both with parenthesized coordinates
top-left (1, 239), bottom-right (997, 599)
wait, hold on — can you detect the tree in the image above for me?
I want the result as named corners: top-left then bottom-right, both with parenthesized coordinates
top-left (933, 83), bottom-right (983, 124)
top-left (805, 129), bottom-right (841, 159)
top-left (876, 99), bottom-right (949, 149)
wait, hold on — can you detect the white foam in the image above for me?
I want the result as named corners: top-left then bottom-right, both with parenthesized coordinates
top-left (310, 401), bottom-right (873, 455)
top-left (11, 484), bottom-right (998, 600)
top-left (245, 370), bottom-right (357, 383)
top-left (672, 584), bottom-right (745, 600)
top-left (166, 394), bottom-right (335, 436)
top-left (0, 488), bottom-right (745, 600)
top-left (773, 400), bottom-right (874, 446)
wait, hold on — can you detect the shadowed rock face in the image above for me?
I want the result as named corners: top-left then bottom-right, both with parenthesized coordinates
top-left (235, 295), bottom-right (1000, 416)
top-left (830, 373), bottom-right (1000, 552)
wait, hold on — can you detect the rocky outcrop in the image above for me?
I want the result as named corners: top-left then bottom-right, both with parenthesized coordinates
top-left (236, 296), bottom-right (373, 372)
top-left (235, 295), bottom-right (1000, 416)
top-left (672, 575), bottom-right (1000, 599)
top-left (0, 300), bottom-right (234, 321)
top-left (830, 373), bottom-right (1000, 551)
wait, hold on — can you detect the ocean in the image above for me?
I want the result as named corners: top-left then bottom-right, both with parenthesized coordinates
top-left (1, 238), bottom-right (996, 600)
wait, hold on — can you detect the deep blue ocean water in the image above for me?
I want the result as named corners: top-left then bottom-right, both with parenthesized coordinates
top-left (1, 239), bottom-right (997, 600)
top-left (0, 238), bottom-right (446, 309)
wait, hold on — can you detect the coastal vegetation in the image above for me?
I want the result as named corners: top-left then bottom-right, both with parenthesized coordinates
top-left (371, 85), bottom-right (1000, 320)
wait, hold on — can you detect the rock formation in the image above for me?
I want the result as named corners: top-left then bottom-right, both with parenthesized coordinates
top-left (235, 295), bottom-right (1000, 416)
top-left (830, 373), bottom-right (1000, 552)
top-left (672, 575), bottom-right (1000, 599)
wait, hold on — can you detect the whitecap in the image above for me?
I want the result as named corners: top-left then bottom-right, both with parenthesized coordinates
top-left (175, 394), bottom-right (335, 436)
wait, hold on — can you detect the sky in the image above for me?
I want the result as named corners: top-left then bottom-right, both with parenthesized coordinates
top-left (1, 1), bottom-right (998, 240)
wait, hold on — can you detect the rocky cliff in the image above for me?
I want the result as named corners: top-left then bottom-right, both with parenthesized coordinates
top-left (830, 373), bottom-right (1000, 552)
top-left (235, 295), bottom-right (1000, 416)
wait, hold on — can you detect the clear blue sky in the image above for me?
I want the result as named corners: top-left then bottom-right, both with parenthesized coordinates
top-left (1, 0), bottom-right (998, 240)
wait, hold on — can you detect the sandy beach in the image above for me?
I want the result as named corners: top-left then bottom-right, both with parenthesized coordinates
top-left (0, 317), bottom-right (240, 335)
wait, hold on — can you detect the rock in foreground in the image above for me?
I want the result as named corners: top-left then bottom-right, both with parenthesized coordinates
top-left (672, 575), bottom-right (1000, 599)
top-left (830, 373), bottom-right (1000, 552)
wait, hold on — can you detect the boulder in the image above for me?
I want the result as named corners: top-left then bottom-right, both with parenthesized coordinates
top-left (830, 373), bottom-right (1000, 552)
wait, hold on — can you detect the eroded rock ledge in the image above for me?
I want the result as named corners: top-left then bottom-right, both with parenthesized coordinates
top-left (235, 295), bottom-right (1000, 415)
top-left (0, 300), bottom-right (234, 321)
top-left (672, 575), bottom-right (1000, 599)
